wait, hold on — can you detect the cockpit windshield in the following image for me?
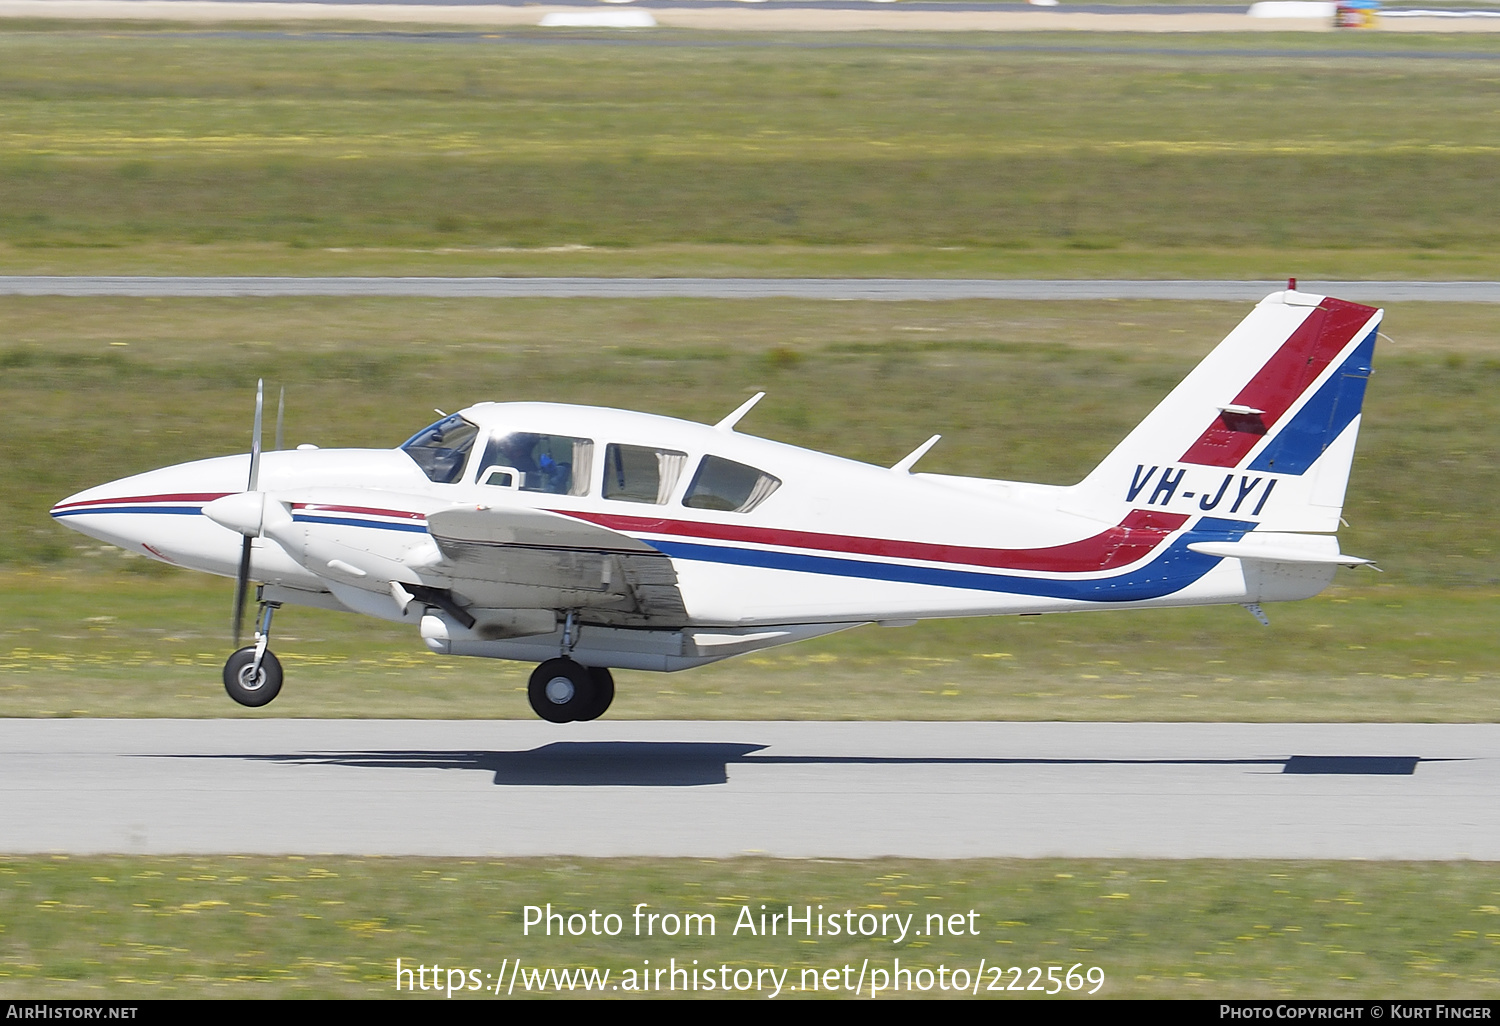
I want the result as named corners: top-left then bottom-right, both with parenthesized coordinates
top-left (400, 414), bottom-right (479, 484)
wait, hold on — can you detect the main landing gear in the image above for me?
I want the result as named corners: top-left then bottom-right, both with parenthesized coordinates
top-left (528, 659), bottom-right (615, 723)
top-left (527, 609), bottom-right (615, 723)
top-left (223, 599), bottom-right (282, 707)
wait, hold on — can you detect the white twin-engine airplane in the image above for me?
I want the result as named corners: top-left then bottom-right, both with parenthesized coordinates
top-left (52, 286), bottom-right (1380, 722)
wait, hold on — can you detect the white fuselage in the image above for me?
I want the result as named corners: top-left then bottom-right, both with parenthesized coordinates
top-left (51, 399), bottom-right (1341, 671)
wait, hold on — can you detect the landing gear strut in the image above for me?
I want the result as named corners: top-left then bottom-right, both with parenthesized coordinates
top-left (224, 600), bottom-right (283, 707)
top-left (528, 658), bottom-right (615, 723)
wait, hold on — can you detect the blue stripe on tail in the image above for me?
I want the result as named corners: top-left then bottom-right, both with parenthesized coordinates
top-left (1249, 326), bottom-right (1377, 476)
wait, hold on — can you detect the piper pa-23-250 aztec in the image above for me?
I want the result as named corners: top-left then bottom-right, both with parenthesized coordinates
top-left (52, 286), bottom-right (1381, 722)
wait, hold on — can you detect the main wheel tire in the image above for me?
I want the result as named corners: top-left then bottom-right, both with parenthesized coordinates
top-left (223, 646), bottom-right (283, 707)
top-left (577, 666), bottom-right (615, 722)
top-left (528, 658), bottom-right (595, 723)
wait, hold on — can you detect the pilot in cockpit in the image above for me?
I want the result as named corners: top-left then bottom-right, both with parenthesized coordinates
top-left (534, 450), bottom-right (569, 494)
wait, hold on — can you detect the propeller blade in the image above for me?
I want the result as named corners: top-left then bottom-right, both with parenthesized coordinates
top-left (275, 386), bottom-right (285, 452)
top-left (247, 379), bottom-right (264, 492)
top-left (232, 534), bottom-right (253, 648)
top-left (233, 380), bottom-right (264, 646)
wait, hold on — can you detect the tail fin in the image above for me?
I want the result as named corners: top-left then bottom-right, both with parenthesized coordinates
top-left (1065, 288), bottom-right (1380, 533)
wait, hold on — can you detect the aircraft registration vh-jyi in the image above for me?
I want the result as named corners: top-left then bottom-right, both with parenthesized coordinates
top-left (51, 285), bottom-right (1380, 722)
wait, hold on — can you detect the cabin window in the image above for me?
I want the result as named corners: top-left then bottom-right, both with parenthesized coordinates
top-left (476, 432), bottom-right (594, 496)
top-left (682, 456), bottom-right (780, 513)
top-left (603, 444), bottom-right (688, 505)
top-left (400, 415), bottom-right (479, 484)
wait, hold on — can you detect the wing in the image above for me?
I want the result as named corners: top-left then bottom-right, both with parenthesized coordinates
top-left (423, 505), bottom-right (688, 624)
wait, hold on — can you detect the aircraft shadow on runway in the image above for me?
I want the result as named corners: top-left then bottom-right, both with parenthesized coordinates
top-left (178, 743), bottom-right (1431, 787)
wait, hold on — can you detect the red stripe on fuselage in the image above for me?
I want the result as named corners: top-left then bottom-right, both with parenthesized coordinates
top-left (50, 491), bottom-right (231, 512)
top-left (561, 508), bottom-right (1188, 574)
top-left (1179, 297), bottom-right (1377, 468)
top-left (292, 503), bottom-right (427, 521)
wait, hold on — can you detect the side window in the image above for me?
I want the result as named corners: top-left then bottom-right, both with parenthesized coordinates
top-left (682, 456), bottom-right (781, 513)
top-left (476, 432), bottom-right (594, 496)
top-left (603, 444), bottom-right (688, 505)
top-left (400, 415), bottom-right (479, 484)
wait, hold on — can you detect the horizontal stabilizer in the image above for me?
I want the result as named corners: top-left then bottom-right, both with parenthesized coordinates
top-left (1187, 538), bottom-right (1372, 567)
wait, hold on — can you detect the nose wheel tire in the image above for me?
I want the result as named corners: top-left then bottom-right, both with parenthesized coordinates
top-left (223, 646), bottom-right (283, 707)
top-left (528, 658), bottom-right (595, 722)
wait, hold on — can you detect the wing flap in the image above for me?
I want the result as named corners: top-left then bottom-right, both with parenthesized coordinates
top-left (426, 505), bottom-right (662, 554)
top-left (426, 505), bottom-right (687, 621)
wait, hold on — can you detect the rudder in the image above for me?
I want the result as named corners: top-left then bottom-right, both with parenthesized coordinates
top-left (1065, 289), bottom-right (1381, 534)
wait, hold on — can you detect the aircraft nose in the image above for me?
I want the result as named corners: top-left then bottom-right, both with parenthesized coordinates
top-left (51, 482), bottom-right (119, 523)
top-left (50, 476), bottom-right (158, 544)
top-left (48, 463), bottom-right (229, 543)
top-left (50, 479), bottom-right (131, 549)
top-left (49, 463), bottom-right (247, 571)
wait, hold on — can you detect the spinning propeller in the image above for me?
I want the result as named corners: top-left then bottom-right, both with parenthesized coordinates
top-left (198, 379), bottom-right (290, 705)
top-left (218, 382), bottom-right (287, 646)
top-left (230, 380), bottom-right (264, 648)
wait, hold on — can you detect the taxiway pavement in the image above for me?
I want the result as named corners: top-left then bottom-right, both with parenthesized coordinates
top-left (3, 278), bottom-right (1498, 301)
top-left (2, 719), bottom-right (1495, 858)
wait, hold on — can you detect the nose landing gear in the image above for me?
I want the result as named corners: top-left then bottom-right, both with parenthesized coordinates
top-left (528, 658), bottom-right (615, 723)
top-left (223, 599), bottom-right (282, 707)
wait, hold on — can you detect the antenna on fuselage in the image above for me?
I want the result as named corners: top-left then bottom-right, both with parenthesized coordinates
top-left (274, 386), bottom-right (285, 452)
top-left (715, 392), bottom-right (766, 431)
top-left (891, 434), bottom-right (941, 474)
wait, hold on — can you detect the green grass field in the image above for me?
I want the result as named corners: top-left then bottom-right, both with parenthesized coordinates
top-left (1, 31), bottom-right (1494, 720)
top-left (1, 297), bottom-right (1496, 721)
top-left (2, 855), bottom-right (1497, 999)
top-left (6, 30), bottom-right (1493, 720)
top-left (3, 28), bottom-right (1500, 278)
top-left (6, 570), bottom-right (1497, 721)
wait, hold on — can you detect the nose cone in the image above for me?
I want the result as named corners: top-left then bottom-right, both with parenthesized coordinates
top-left (51, 479), bottom-right (230, 526)
top-left (50, 464), bottom-right (241, 554)
top-left (50, 486), bottom-right (93, 523)
top-left (50, 446), bottom-right (428, 571)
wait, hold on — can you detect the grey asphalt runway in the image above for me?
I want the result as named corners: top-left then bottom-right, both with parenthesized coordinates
top-left (3, 277), bottom-right (1497, 301)
top-left (3, 719), bottom-right (1495, 858)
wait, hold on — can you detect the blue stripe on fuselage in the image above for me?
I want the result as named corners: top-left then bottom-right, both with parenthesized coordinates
top-left (653, 517), bottom-right (1256, 602)
top-left (291, 514), bottom-right (430, 533)
top-left (51, 506), bottom-right (204, 518)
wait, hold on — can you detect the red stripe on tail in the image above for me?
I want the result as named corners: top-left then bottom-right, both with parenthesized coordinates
top-left (1180, 297), bottom-right (1376, 468)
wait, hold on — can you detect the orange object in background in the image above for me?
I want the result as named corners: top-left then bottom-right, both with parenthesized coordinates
top-left (1335, 0), bottom-right (1381, 28)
